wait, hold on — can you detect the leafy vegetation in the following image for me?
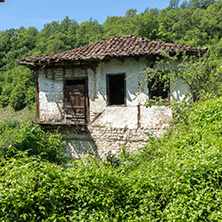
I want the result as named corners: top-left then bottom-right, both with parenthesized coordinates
top-left (141, 50), bottom-right (222, 104)
top-left (0, 122), bottom-right (67, 164)
top-left (1, 0), bottom-right (222, 110)
top-left (0, 0), bottom-right (222, 220)
top-left (0, 96), bottom-right (221, 221)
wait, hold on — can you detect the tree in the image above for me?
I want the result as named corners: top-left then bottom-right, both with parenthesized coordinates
top-left (149, 8), bottom-right (159, 15)
top-left (125, 8), bottom-right (138, 19)
top-left (180, 0), bottom-right (189, 8)
top-left (169, 0), bottom-right (180, 9)
top-left (75, 19), bottom-right (103, 48)
top-left (9, 84), bottom-right (26, 110)
top-left (188, 0), bottom-right (215, 9)
top-left (142, 51), bottom-right (222, 102)
top-left (137, 12), bottom-right (159, 40)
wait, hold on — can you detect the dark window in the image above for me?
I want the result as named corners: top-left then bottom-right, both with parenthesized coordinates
top-left (107, 74), bottom-right (126, 105)
top-left (148, 78), bottom-right (169, 99)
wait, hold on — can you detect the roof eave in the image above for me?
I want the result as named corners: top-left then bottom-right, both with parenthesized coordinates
top-left (17, 61), bottom-right (37, 69)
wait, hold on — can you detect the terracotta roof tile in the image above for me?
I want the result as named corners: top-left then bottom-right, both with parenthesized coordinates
top-left (17, 35), bottom-right (208, 67)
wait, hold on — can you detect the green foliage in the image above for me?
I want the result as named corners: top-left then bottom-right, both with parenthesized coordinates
top-left (145, 97), bottom-right (170, 107)
top-left (0, 123), bottom-right (67, 164)
top-left (9, 84), bottom-right (26, 110)
top-left (0, 84), bottom-right (14, 107)
top-left (0, 66), bottom-right (35, 110)
top-left (140, 50), bottom-right (222, 102)
top-left (0, 97), bottom-right (221, 220)
top-left (25, 86), bottom-right (35, 109)
top-left (127, 97), bottom-right (222, 220)
top-left (0, 119), bottom-right (20, 135)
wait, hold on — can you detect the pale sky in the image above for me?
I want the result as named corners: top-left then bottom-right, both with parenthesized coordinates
top-left (0, 0), bottom-right (171, 31)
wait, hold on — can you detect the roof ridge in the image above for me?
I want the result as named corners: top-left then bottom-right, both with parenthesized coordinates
top-left (17, 35), bottom-right (208, 67)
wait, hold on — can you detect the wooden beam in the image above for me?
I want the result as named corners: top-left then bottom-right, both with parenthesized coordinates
top-left (0, 0), bottom-right (5, 2)
top-left (35, 71), bottom-right (40, 122)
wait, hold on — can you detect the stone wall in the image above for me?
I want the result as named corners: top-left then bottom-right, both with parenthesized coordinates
top-left (61, 104), bottom-right (172, 159)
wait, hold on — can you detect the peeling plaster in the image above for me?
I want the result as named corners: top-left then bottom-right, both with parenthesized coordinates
top-left (37, 57), bottom-right (187, 158)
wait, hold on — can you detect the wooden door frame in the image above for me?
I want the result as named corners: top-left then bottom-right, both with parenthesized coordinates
top-left (64, 77), bottom-right (89, 124)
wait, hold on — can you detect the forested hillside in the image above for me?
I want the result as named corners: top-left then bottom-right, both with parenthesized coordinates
top-left (0, 0), bottom-right (222, 110)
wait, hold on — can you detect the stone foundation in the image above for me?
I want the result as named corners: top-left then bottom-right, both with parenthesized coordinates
top-left (58, 123), bottom-right (169, 160)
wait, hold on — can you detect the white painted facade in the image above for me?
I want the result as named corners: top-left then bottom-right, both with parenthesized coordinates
top-left (37, 57), bottom-right (188, 158)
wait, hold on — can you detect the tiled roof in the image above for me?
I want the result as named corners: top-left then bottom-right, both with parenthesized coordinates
top-left (17, 35), bottom-right (208, 67)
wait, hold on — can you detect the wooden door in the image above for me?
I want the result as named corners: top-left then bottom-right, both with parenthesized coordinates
top-left (64, 79), bottom-right (87, 124)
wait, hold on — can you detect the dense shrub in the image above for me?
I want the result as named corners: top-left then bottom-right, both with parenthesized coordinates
top-left (130, 96), bottom-right (222, 220)
top-left (25, 86), bottom-right (36, 109)
top-left (0, 84), bottom-right (14, 107)
top-left (0, 124), bottom-right (67, 164)
top-left (0, 156), bottom-right (128, 221)
top-left (9, 84), bottom-right (26, 110)
top-left (0, 97), bottom-right (222, 221)
top-left (0, 119), bottom-right (20, 135)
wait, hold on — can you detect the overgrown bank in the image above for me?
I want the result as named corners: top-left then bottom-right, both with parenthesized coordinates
top-left (0, 96), bottom-right (221, 221)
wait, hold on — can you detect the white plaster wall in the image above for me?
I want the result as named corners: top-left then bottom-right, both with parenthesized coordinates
top-left (88, 58), bottom-right (149, 124)
top-left (140, 105), bottom-right (172, 129)
top-left (170, 79), bottom-right (189, 101)
top-left (94, 106), bottom-right (138, 129)
top-left (88, 68), bottom-right (107, 117)
top-left (38, 69), bottom-right (64, 123)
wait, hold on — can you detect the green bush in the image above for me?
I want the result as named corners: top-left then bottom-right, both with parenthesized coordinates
top-left (0, 97), bottom-right (221, 221)
top-left (9, 84), bottom-right (26, 110)
top-left (0, 123), bottom-right (68, 164)
top-left (129, 97), bottom-right (222, 220)
top-left (25, 86), bottom-right (35, 109)
top-left (0, 119), bottom-right (20, 135)
top-left (0, 84), bottom-right (14, 107)
top-left (0, 67), bottom-right (35, 111)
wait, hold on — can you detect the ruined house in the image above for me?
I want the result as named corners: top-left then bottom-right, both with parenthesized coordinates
top-left (17, 35), bottom-right (207, 158)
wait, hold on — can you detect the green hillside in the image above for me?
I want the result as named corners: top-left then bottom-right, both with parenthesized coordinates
top-left (0, 105), bottom-right (35, 123)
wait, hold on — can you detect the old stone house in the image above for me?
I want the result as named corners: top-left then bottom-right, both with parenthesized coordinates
top-left (17, 35), bottom-right (207, 158)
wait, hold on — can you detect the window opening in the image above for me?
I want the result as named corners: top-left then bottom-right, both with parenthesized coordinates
top-left (148, 77), bottom-right (169, 99)
top-left (107, 74), bottom-right (125, 105)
